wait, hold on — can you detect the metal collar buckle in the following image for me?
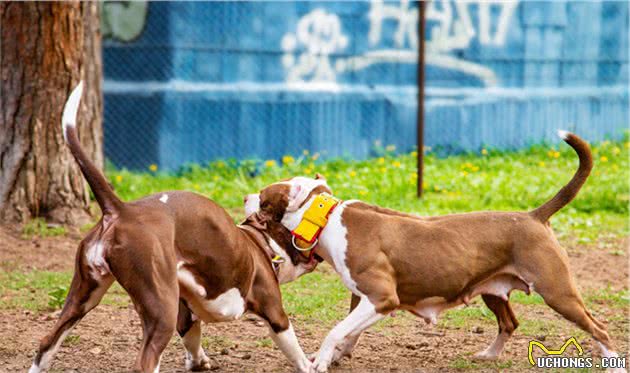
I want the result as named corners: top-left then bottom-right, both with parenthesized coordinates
top-left (291, 235), bottom-right (318, 252)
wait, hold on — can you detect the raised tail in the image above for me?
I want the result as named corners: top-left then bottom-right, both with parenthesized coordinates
top-left (63, 81), bottom-right (122, 214)
top-left (530, 130), bottom-right (593, 222)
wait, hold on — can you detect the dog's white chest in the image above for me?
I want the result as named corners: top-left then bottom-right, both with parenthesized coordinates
top-left (319, 201), bottom-right (360, 295)
top-left (201, 288), bottom-right (246, 321)
top-left (177, 265), bottom-right (246, 322)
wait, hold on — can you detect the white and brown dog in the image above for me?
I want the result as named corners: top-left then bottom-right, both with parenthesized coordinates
top-left (245, 132), bottom-right (625, 372)
top-left (29, 82), bottom-right (317, 373)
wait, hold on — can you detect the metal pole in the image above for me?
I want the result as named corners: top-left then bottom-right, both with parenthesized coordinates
top-left (417, 0), bottom-right (426, 197)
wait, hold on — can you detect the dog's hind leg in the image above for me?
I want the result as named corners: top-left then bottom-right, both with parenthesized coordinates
top-left (29, 266), bottom-right (113, 373)
top-left (110, 235), bottom-right (178, 373)
top-left (177, 301), bottom-right (211, 371)
top-left (529, 252), bottom-right (622, 370)
top-left (474, 294), bottom-right (519, 360)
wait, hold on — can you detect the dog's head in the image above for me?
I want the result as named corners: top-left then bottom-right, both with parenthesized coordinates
top-left (244, 174), bottom-right (332, 225)
top-left (241, 212), bottom-right (318, 284)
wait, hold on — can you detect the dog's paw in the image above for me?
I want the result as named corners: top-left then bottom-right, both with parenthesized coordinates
top-left (311, 359), bottom-right (331, 372)
top-left (295, 359), bottom-right (313, 373)
top-left (185, 354), bottom-right (212, 371)
top-left (472, 350), bottom-right (499, 361)
top-left (331, 344), bottom-right (352, 363)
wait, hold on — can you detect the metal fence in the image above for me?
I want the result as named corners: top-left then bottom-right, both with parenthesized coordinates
top-left (102, 1), bottom-right (629, 171)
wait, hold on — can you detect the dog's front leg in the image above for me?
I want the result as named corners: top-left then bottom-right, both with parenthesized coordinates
top-left (267, 322), bottom-right (311, 373)
top-left (312, 296), bottom-right (385, 373)
top-left (255, 293), bottom-right (311, 373)
top-left (331, 294), bottom-right (361, 363)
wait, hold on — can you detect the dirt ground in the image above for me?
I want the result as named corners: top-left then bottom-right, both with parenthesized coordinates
top-left (0, 225), bottom-right (628, 372)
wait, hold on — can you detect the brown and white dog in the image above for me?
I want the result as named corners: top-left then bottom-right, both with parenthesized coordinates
top-left (29, 82), bottom-right (317, 373)
top-left (245, 132), bottom-right (625, 372)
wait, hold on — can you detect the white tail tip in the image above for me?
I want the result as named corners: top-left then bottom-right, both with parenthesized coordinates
top-left (62, 81), bottom-right (84, 141)
top-left (557, 129), bottom-right (570, 140)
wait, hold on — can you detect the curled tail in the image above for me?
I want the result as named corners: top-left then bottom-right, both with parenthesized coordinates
top-left (63, 81), bottom-right (122, 214)
top-left (530, 130), bottom-right (593, 222)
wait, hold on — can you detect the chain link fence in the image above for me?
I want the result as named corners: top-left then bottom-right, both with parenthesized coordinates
top-left (101, 1), bottom-right (628, 171)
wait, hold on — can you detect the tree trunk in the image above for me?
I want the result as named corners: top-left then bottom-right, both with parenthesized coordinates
top-left (0, 2), bottom-right (103, 225)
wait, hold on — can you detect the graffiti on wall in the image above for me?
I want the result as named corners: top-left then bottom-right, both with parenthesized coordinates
top-left (281, 0), bottom-right (519, 86)
top-left (101, 1), bottom-right (148, 42)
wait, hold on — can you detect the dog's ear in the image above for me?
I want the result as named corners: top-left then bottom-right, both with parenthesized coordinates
top-left (244, 212), bottom-right (268, 231)
top-left (286, 183), bottom-right (308, 212)
top-left (315, 173), bottom-right (326, 181)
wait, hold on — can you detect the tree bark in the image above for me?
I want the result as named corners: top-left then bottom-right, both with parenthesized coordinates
top-left (0, 2), bottom-right (103, 225)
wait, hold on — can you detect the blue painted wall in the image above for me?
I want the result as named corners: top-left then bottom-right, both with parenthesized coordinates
top-left (102, 1), bottom-right (629, 170)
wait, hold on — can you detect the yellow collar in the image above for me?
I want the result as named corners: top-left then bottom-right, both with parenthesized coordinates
top-left (291, 193), bottom-right (341, 254)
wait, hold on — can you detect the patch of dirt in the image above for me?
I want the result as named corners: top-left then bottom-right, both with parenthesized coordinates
top-left (0, 225), bottom-right (628, 372)
top-left (0, 225), bottom-right (79, 272)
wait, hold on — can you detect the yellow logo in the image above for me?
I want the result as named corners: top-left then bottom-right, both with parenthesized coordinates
top-left (528, 337), bottom-right (584, 366)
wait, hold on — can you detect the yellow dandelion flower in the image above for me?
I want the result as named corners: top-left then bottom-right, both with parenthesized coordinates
top-left (359, 190), bottom-right (368, 196)
top-left (422, 181), bottom-right (428, 189)
top-left (481, 149), bottom-right (488, 155)
top-left (377, 157), bottom-right (385, 164)
top-left (386, 145), bottom-right (396, 152)
top-left (149, 164), bottom-right (158, 172)
top-left (625, 141), bottom-right (630, 149)
top-left (392, 161), bottom-right (402, 168)
top-left (600, 156), bottom-right (608, 163)
top-left (538, 161), bottom-right (546, 167)
top-left (461, 171), bottom-right (468, 177)
top-left (554, 151), bottom-right (560, 158)
top-left (193, 184), bottom-right (200, 190)
top-left (380, 167), bottom-right (387, 173)
top-left (434, 185), bottom-right (441, 191)
top-left (282, 155), bottom-right (295, 165)
top-left (612, 147), bottom-right (621, 155)
top-left (305, 168), bottom-right (313, 174)
top-left (612, 164), bottom-right (619, 171)
top-left (349, 170), bottom-right (357, 177)
top-left (471, 166), bottom-right (479, 172)
top-left (265, 160), bottom-right (277, 167)
top-left (212, 175), bottom-right (220, 181)
top-left (115, 175), bottom-right (123, 182)
top-left (411, 151), bottom-right (418, 157)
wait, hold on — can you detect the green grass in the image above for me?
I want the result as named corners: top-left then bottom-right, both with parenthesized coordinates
top-left (438, 300), bottom-right (494, 330)
top-left (0, 270), bottom-right (128, 311)
top-left (22, 218), bottom-right (67, 239)
top-left (255, 338), bottom-right (274, 349)
top-left (280, 267), bottom-right (350, 327)
top-left (201, 335), bottom-right (234, 350)
top-left (62, 334), bottom-right (81, 346)
top-left (450, 356), bottom-right (514, 370)
top-left (106, 139), bottom-right (629, 238)
top-left (584, 287), bottom-right (630, 309)
top-left (510, 291), bottom-right (545, 306)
